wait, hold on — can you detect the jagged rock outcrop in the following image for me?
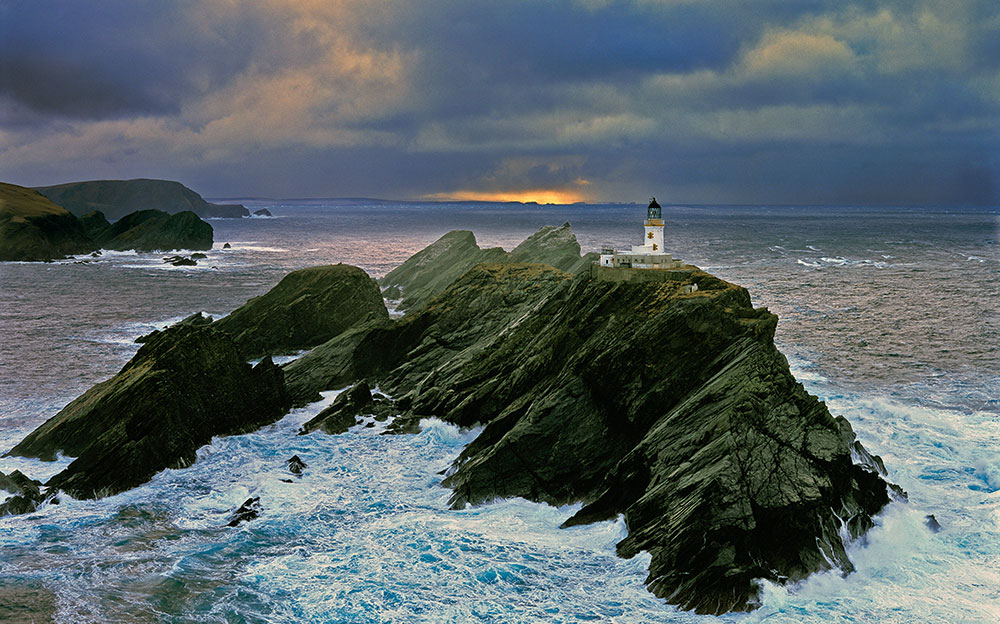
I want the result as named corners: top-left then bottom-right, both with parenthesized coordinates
top-left (379, 230), bottom-right (508, 311)
top-left (285, 236), bottom-right (895, 613)
top-left (211, 264), bottom-right (388, 360)
top-left (0, 182), bottom-right (93, 261)
top-left (377, 223), bottom-right (596, 311)
top-left (36, 178), bottom-right (250, 220)
top-left (5, 325), bottom-right (290, 499)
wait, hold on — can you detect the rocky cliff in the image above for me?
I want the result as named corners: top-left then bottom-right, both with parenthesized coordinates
top-left (0, 182), bottom-right (93, 261)
top-left (211, 264), bottom-right (389, 360)
top-left (287, 226), bottom-right (895, 614)
top-left (36, 178), bottom-right (249, 220)
top-left (5, 325), bottom-right (290, 499)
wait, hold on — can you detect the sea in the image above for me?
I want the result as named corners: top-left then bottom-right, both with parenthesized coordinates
top-left (0, 201), bottom-right (997, 623)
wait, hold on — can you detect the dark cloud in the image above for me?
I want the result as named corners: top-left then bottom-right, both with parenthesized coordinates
top-left (0, 0), bottom-right (997, 205)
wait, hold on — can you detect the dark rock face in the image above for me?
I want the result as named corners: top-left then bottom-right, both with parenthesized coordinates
top-left (227, 496), bottom-right (262, 526)
top-left (253, 208), bottom-right (273, 217)
top-left (0, 182), bottom-right (94, 261)
top-left (286, 455), bottom-right (307, 476)
top-left (212, 264), bottom-right (388, 360)
top-left (377, 224), bottom-right (596, 311)
top-left (5, 325), bottom-right (290, 500)
top-left (287, 255), bottom-right (895, 614)
top-left (35, 178), bottom-right (249, 220)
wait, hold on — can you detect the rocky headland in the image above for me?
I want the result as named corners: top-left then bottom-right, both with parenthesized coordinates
top-left (3, 224), bottom-right (896, 614)
top-left (36, 178), bottom-right (250, 220)
top-left (1, 181), bottom-right (215, 260)
top-left (0, 182), bottom-right (94, 261)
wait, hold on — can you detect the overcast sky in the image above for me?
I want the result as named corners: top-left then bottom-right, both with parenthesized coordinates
top-left (1, 0), bottom-right (998, 204)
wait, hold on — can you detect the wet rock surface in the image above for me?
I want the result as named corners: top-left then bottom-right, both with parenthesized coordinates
top-left (6, 325), bottom-right (291, 499)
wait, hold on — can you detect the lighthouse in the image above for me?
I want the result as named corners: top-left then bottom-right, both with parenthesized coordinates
top-left (598, 196), bottom-right (682, 270)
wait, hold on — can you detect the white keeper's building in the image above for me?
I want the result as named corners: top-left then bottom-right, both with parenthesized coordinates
top-left (598, 198), bottom-right (683, 269)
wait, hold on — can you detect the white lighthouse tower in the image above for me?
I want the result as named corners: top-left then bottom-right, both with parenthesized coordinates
top-left (598, 197), bottom-right (681, 270)
top-left (632, 197), bottom-right (664, 254)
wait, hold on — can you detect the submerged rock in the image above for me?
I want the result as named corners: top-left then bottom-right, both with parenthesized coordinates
top-left (227, 496), bottom-right (262, 526)
top-left (253, 208), bottom-right (273, 217)
top-left (925, 514), bottom-right (942, 533)
top-left (212, 264), bottom-right (388, 360)
top-left (286, 234), bottom-right (896, 613)
top-left (5, 325), bottom-right (290, 500)
top-left (0, 182), bottom-right (93, 261)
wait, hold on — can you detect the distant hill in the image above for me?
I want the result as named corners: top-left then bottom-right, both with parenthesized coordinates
top-left (35, 179), bottom-right (249, 220)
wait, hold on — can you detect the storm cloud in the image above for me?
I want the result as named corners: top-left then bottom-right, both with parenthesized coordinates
top-left (1, 0), bottom-right (997, 204)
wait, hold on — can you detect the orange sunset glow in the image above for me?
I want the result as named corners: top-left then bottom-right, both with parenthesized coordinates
top-left (424, 189), bottom-right (590, 204)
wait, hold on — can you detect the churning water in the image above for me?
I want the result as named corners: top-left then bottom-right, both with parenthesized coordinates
top-left (1, 202), bottom-right (997, 622)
